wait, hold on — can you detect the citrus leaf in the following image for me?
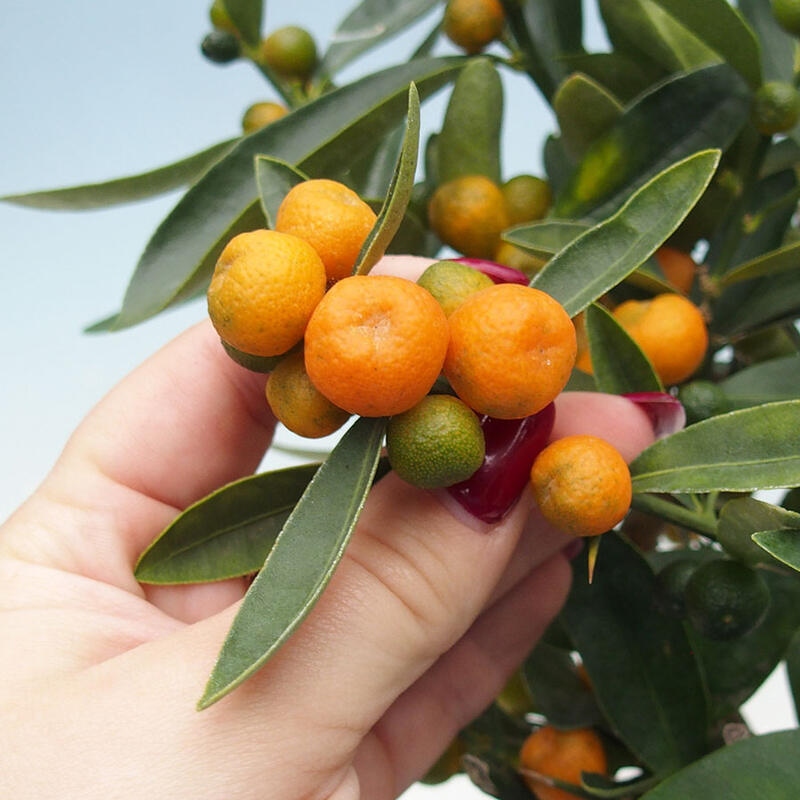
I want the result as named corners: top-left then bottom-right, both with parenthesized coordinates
top-left (198, 416), bottom-right (386, 708)
top-left (0, 139), bottom-right (236, 211)
top-left (436, 58), bottom-right (503, 184)
top-left (717, 496), bottom-right (800, 567)
top-left (739, 0), bottom-right (796, 83)
top-left (254, 156), bottom-right (308, 227)
top-left (554, 63), bottom-right (750, 221)
top-left (560, 534), bottom-right (708, 774)
top-left (584, 302), bottom-right (663, 394)
top-left (559, 51), bottom-right (660, 103)
top-left (752, 529), bottom-right (800, 572)
top-left (721, 355), bottom-right (800, 409)
top-left (356, 83), bottom-right (420, 274)
top-left (531, 149), bottom-right (719, 316)
top-left (554, 73), bottom-right (623, 161)
top-left (111, 57), bottom-right (463, 329)
top-left (640, 729), bottom-right (800, 799)
top-left (630, 400), bottom-right (800, 494)
top-left (134, 464), bottom-right (319, 584)
top-left (786, 628), bottom-right (800, 720)
top-left (721, 241), bottom-right (800, 287)
top-left (221, 0), bottom-right (262, 48)
top-left (319, 0), bottom-right (439, 76)
top-left (503, 220), bottom-right (588, 259)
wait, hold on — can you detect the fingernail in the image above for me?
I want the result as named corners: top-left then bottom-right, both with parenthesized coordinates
top-left (623, 392), bottom-right (686, 439)
top-left (446, 403), bottom-right (556, 524)
top-left (453, 257), bottom-right (530, 286)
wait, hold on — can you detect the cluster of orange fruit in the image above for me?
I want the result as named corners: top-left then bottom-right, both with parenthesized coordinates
top-left (207, 178), bottom-right (715, 538)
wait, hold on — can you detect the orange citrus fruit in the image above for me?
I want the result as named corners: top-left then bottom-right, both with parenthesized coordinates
top-left (275, 178), bottom-right (377, 283)
top-left (304, 274), bottom-right (450, 417)
top-left (241, 101), bottom-right (289, 134)
top-left (444, 283), bottom-right (576, 419)
top-left (530, 434), bottom-right (632, 538)
top-left (502, 174), bottom-right (552, 225)
top-left (265, 348), bottom-right (351, 439)
top-left (612, 293), bottom-right (709, 385)
top-left (386, 394), bottom-right (485, 489)
top-left (443, 0), bottom-right (506, 54)
top-left (427, 174), bottom-right (510, 259)
top-left (493, 241), bottom-right (547, 276)
top-left (259, 25), bottom-right (318, 82)
top-left (207, 228), bottom-right (326, 358)
top-left (416, 259), bottom-right (494, 317)
top-left (654, 246), bottom-right (696, 293)
top-left (519, 725), bottom-right (607, 800)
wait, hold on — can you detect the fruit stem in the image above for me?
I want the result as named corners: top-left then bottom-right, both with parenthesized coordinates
top-left (631, 493), bottom-right (718, 538)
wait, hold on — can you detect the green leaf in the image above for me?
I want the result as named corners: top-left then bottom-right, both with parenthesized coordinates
top-left (198, 416), bottom-right (386, 708)
top-left (721, 355), bottom-right (800, 409)
top-left (532, 150), bottom-right (719, 316)
top-left (717, 496), bottom-right (800, 567)
top-left (753, 529), bottom-right (800, 572)
top-left (319, 0), bottom-right (439, 76)
top-left (786, 628), bottom-right (800, 719)
top-left (109, 57), bottom-right (463, 330)
top-left (559, 51), bottom-right (660, 103)
top-left (560, 534), bottom-right (708, 773)
top-left (584, 303), bottom-right (663, 394)
top-left (0, 139), bottom-right (236, 211)
top-left (503, 220), bottom-right (588, 259)
top-left (640, 729), bottom-right (800, 799)
top-left (254, 157), bottom-right (308, 227)
top-left (721, 241), bottom-right (800, 287)
top-left (630, 400), bottom-right (800, 494)
top-left (221, 0), bottom-right (262, 47)
top-left (436, 58), bottom-right (503, 185)
top-left (554, 73), bottom-right (623, 161)
top-left (355, 83), bottom-right (420, 274)
top-left (134, 464), bottom-right (319, 584)
top-left (739, 0), bottom-right (796, 83)
top-left (554, 63), bottom-right (751, 221)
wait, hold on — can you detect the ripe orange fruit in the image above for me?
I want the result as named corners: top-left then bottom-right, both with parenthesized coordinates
top-left (502, 174), bottom-right (552, 225)
top-left (207, 229), bottom-right (326, 358)
top-left (443, 0), bottom-right (506, 54)
top-left (519, 725), bottom-right (607, 800)
top-left (427, 174), bottom-right (510, 259)
top-left (386, 394), bottom-right (485, 489)
top-left (654, 246), bottom-right (696, 293)
top-left (265, 348), bottom-right (351, 439)
top-left (416, 259), bottom-right (494, 317)
top-left (259, 25), bottom-right (318, 82)
top-left (275, 178), bottom-right (377, 283)
top-left (530, 434), bottom-right (632, 538)
top-left (444, 283), bottom-right (576, 419)
top-left (304, 275), bottom-right (450, 417)
top-left (612, 293), bottom-right (709, 386)
top-left (241, 101), bottom-right (288, 134)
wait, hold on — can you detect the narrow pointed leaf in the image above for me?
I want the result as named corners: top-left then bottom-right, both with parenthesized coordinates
top-left (786, 629), bottom-right (800, 719)
top-left (630, 401), bottom-right (800, 494)
top-left (532, 150), bottom-right (719, 316)
top-left (356, 83), bottom-right (420, 274)
top-left (752, 529), bottom-right (800, 572)
top-left (221, 0), bottom-right (262, 47)
top-left (254, 157), bottom-right (308, 227)
top-left (721, 355), bottom-right (800, 409)
top-left (739, 0), bottom-right (796, 83)
top-left (436, 58), bottom-right (503, 184)
top-left (721, 241), bottom-right (800, 287)
top-left (585, 303), bottom-right (663, 394)
top-left (1, 139), bottom-right (236, 210)
top-left (320, 0), bottom-right (439, 75)
top-left (561, 534), bottom-right (708, 773)
top-left (503, 220), bottom-right (588, 259)
top-left (135, 464), bottom-right (319, 584)
top-left (112, 57), bottom-right (463, 329)
top-left (554, 64), bottom-right (750, 221)
top-left (640, 729), bottom-right (800, 799)
top-left (199, 416), bottom-right (386, 708)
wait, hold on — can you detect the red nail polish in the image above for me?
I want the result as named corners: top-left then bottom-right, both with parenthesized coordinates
top-left (453, 257), bottom-right (530, 286)
top-left (446, 402), bottom-right (556, 524)
top-left (623, 391), bottom-right (686, 438)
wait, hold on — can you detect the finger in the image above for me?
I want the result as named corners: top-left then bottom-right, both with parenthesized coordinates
top-left (8, 321), bottom-right (276, 577)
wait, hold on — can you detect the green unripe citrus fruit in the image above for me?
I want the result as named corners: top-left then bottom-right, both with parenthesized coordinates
top-left (501, 174), bottom-right (552, 225)
top-left (417, 260), bottom-right (494, 317)
top-left (655, 558), bottom-right (700, 619)
top-left (260, 25), bottom-right (318, 81)
top-left (684, 559), bottom-right (770, 641)
top-left (751, 81), bottom-right (800, 135)
top-left (678, 380), bottom-right (730, 425)
top-left (386, 394), bottom-right (485, 489)
top-left (772, 0), bottom-right (800, 37)
top-left (201, 30), bottom-right (242, 64)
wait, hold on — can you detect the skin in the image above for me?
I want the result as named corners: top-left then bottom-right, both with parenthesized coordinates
top-left (0, 256), bottom-right (655, 799)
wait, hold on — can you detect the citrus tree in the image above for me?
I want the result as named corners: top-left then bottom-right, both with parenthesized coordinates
top-left (5, 0), bottom-right (800, 797)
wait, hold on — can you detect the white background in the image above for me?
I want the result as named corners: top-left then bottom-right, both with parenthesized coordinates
top-left (0, 3), bottom-right (795, 798)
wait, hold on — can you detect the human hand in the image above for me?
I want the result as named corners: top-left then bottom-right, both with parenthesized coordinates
top-left (0, 257), bottom-right (655, 799)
